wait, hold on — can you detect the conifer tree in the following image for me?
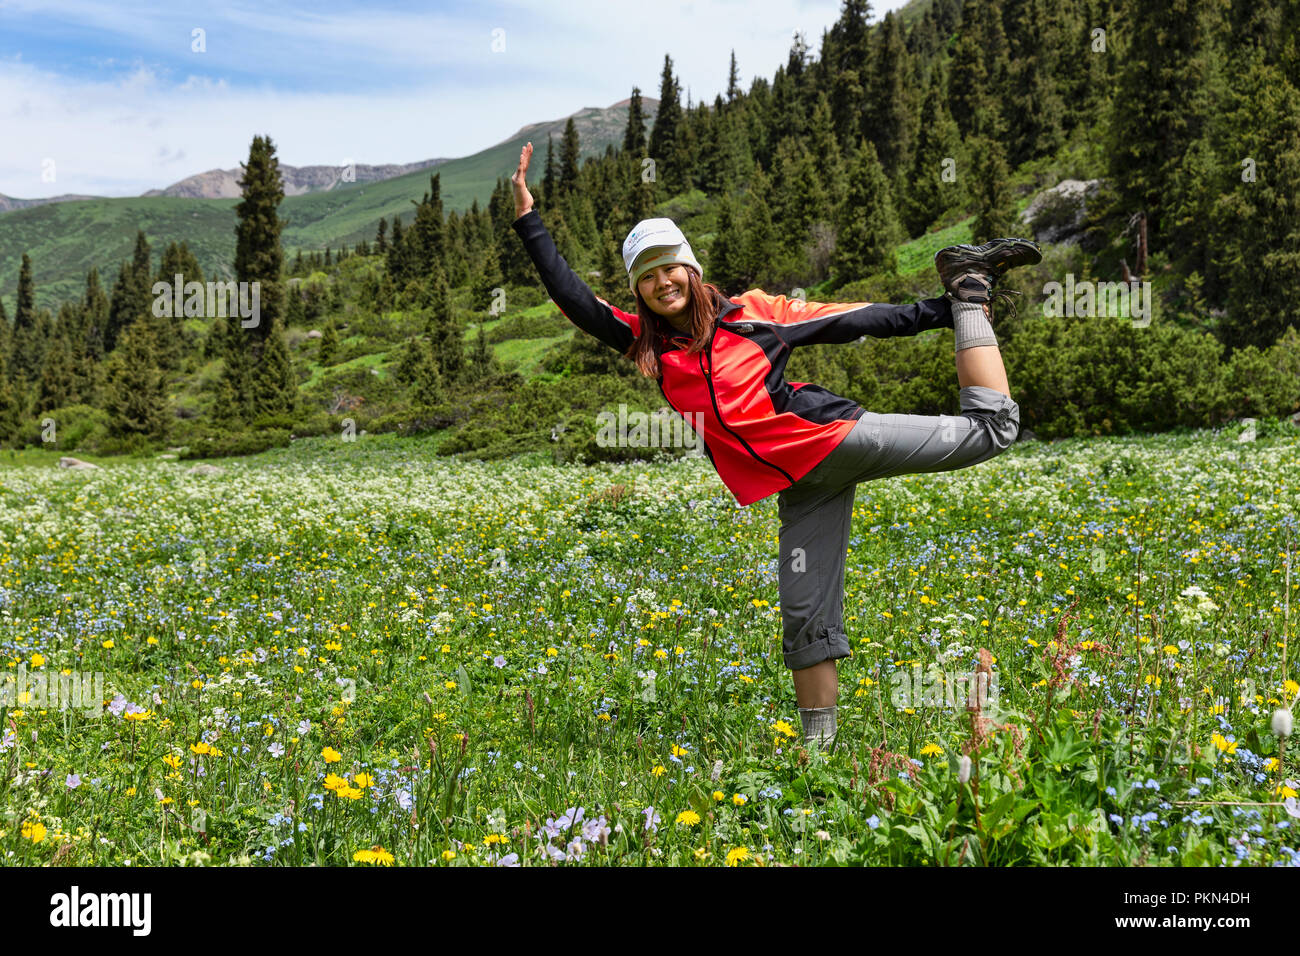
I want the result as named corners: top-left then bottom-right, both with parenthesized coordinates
top-left (623, 87), bottom-right (647, 154)
top-left (743, 166), bottom-right (779, 287)
top-left (834, 139), bottom-right (903, 283)
top-left (37, 330), bottom-right (76, 411)
top-left (708, 193), bottom-right (745, 294)
top-left (318, 320), bottom-right (338, 366)
top-left (1108, 0), bottom-right (1215, 245)
top-left (560, 118), bottom-right (581, 197)
top-left (81, 268), bottom-right (109, 361)
top-left (425, 265), bottom-right (462, 385)
top-left (869, 11), bottom-right (914, 176)
top-left (103, 319), bottom-right (169, 445)
top-left (541, 133), bottom-right (557, 209)
top-left (0, 342), bottom-right (21, 447)
top-left (375, 217), bottom-right (388, 253)
top-left (902, 68), bottom-right (966, 236)
top-left (971, 136), bottom-right (1015, 243)
top-left (11, 253), bottom-right (42, 379)
top-left (225, 134), bottom-right (292, 422)
top-left (647, 54), bottom-right (684, 195)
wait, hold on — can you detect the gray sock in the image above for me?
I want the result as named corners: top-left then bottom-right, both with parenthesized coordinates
top-left (798, 705), bottom-right (837, 750)
top-left (952, 300), bottom-right (997, 351)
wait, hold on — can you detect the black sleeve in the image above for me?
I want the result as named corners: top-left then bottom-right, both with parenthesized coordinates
top-left (511, 209), bottom-right (638, 354)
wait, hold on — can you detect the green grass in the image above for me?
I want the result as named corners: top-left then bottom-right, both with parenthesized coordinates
top-left (1, 423), bottom-right (1297, 866)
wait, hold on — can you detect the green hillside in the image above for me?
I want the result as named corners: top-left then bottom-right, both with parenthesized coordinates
top-left (0, 102), bottom-right (651, 314)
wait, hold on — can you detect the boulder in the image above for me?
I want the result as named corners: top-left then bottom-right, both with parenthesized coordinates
top-left (1019, 179), bottom-right (1103, 245)
top-left (188, 463), bottom-right (225, 476)
top-left (305, 329), bottom-right (323, 339)
top-left (58, 456), bottom-right (99, 470)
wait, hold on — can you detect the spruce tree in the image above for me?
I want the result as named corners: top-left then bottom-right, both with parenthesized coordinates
top-left (541, 134), bottom-right (557, 210)
top-left (1108, 0), bottom-right (1215, 246)
top-left (623, 87), bottom-right (647, 154)
top-left (375, 217), bottom-right (388, 253)
top-left (869, 11), bottom-right (915, 176)
top-left (0, 342), bottom-right (21, 447)
top-left (743, 166), bottom-right (779, 288)
top-left (560, 118), bottom-right (581, 197)
top-left (708, 193), bottom-right (745, 294)
top-left (425, 265), bottom-right (462, 385)
top-left (11, 254), bottom-right (42, 380)
top-left (228, 134), bottom-right (292, 421)
top-left (902, 68), bottom-right (966, 236)
top-left (646, 54), bottom-right (684, 195)
top-left (81, 268), bottom-right (109, 361)
top-left (318, 320), bottom-right (338, 366)
top-left (971, 137), bottom-right (1015, 243)
top-left (834, 139), bottom-right (903, 283)
top-left (37, 331), bottom-right (76, 411)
top-left (103, 319), bottom-right (170, 445)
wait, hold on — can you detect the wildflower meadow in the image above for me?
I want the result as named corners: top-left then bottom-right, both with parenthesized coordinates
top-left (1, 417), bottom-right (1297, 867)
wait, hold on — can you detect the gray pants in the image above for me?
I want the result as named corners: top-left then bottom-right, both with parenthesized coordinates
top-left (776, 385), bottom-right (1020, 671)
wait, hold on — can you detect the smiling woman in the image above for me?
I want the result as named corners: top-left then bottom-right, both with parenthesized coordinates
top-left (508, 139), bottom-right (1038, 752)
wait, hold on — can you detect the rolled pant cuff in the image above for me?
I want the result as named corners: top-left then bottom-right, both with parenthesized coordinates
top-left (784, 631), bottom-right (851, 671)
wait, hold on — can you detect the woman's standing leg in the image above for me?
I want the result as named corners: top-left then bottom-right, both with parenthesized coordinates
top-left (777, 468), bottom-right (858, 750)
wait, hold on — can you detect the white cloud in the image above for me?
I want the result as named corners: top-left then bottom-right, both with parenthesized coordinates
top-left (0, 0), bottom-right (910, 198)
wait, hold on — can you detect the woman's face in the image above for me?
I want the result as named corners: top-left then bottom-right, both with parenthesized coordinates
top-left (637, 264), bottom-right (692, 320)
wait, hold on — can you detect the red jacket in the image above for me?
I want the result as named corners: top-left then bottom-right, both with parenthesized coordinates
top-left (512, 209), bottom-right (954, 506)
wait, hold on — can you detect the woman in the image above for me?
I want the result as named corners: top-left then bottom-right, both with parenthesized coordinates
top-left (509, 141), bottom-right (1039, 752)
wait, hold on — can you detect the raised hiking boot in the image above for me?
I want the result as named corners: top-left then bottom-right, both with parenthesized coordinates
top-left (935, 237), bottom-right (1042, 317)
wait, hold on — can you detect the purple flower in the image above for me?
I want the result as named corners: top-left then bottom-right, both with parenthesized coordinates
top-left (582, 815), bottom-right (610, 843)
top-left (642, 806), bottom-right (660, 833)
top-left (66, 773), bottom-right (82, 789)
top-left (108, 694), bottom-right (127, 717)
top-left (496, 852), bottom-right (519, 867)
top-left (396, 789), bottom-right (413, 811)
top-left (493, 655), bottom-right (506, 668)
top-left (268, 742), bottom-right (285, 758)
top-left (297, 719), bottom-right (311, 736)
top-left (557, 806), bottom-right (584, 831)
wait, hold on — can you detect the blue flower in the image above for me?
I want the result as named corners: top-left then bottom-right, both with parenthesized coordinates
top-left (866, 815), bottom-right (880, 830)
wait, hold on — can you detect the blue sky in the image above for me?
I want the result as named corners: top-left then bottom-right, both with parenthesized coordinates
top-left (0, 0), bottom-right (910, 198)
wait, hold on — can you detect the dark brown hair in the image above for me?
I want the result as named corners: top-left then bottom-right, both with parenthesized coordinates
top-left (624, 266), bottom-right (725, 379)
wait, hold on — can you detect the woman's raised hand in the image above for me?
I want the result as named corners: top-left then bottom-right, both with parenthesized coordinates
top-left (512, 141), bottom-right (535, 220)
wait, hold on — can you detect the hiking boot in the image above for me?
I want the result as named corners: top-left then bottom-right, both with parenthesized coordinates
top-left (935, 237), bottom-right (1042, 316)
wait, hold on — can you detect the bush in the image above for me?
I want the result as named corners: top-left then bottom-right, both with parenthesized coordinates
top-left (20, 404), bottom-right (110, 451)
top-left (179, 427), bottom-right (290, 459)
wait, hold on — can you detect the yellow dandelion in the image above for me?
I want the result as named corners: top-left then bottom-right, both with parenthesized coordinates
top-left (651, 765), bottom-right (666, 777)
top-left (442, 850), bottom-right (456, 861)
top-left (725, 846), bottom-right (750, 866)
top-left (322, 746), bottom-right (342, 763)
top-left (713, 791), bottom-right (724, 802)
top-left (772, 720), bottom-right (797, 739)
top-left (732, 793), bottom-right (747, 806)
top-left (919, 743), bottom-right (944, 757)
top-left (675, 810), bottom-right (701, 826)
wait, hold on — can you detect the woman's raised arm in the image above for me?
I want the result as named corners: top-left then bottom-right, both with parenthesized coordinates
top-left (509, 142), bottom-right (640, 353)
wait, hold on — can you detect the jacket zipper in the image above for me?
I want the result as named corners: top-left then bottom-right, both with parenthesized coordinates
top-left (698, 335), bottom-right (793, 482)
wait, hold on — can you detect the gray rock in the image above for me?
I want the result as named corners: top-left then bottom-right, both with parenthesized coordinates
top-left (188, 463), bottom-right (225, 476)
top-left (305, 329), bottom-right (323, 339)
top-left (1019, 179), bottom-right (1103, 245)
top-left (58, 456), bottom-right (98, 469)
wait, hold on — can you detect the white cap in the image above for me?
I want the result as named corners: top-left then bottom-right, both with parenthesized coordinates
top-left (622, 218), bottom-right (703, 293)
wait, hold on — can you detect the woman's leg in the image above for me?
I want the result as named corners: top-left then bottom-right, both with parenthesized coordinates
top-left (777, 475), bottom-right (857, 749)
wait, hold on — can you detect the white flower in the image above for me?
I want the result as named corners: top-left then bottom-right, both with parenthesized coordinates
top-left (1272, 709), bottom-right (1293, 738)
top-left (957, 755), bottom-right (972, 784)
